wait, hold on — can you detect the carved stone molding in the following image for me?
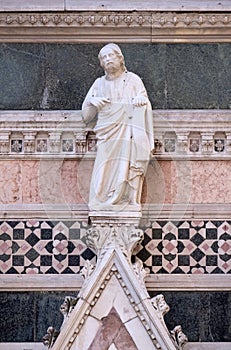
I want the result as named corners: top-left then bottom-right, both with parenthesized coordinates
top-left (1, 110), bottom-right (231, 160)
top-left (0, 11), bottom-right (231, 42)
top-left (153, 110), bottom-right (231, 159)
top-left (1, 11), bottom-right (231, 29)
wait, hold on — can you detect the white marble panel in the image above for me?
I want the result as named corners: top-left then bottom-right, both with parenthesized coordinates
top-left (125, 316), bottom-right (156, 350)
top-left (0, 0), bottom-right (64, 11)
top-left (72, 315), bottom-right (101, 350)
top-left (90, 275), bottom-right (137, 323)
top-left (108, 344), bottom-right (118, 350)
top-left (65, 0), bottom-right (231, 11)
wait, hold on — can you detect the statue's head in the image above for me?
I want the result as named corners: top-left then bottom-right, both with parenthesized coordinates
top-left (98, 43), bottom-right (126, 72)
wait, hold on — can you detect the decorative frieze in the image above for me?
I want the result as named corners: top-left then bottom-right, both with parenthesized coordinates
top-left (153, 110), bottom-right (231, 158)
top-left (0, 8), bottom-right (231, 42)
top-left (1, 12), bottom-right (231, 29)
top-left (0, 110), bottom-right (231, 159)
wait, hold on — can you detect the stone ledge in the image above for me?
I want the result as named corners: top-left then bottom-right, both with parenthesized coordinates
top-left (0, 344), bottom-right (46, 350)
top-left (0, 0), bottom-right (65, 12)
top-left (1, 0), bottom-right (231, 12)
top-left (0, 274), bottom-right (230, 292)
top-left (66, 0), bottom-right (231, 12)
top-left (0, 203), bottom-right (231, 220)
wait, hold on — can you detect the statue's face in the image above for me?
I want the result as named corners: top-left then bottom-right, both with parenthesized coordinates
top-left (100, 47), bottom-right (121, 72)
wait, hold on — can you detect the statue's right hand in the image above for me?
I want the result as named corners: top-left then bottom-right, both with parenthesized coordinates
top-left (89, 97), bottom-right (111, 109)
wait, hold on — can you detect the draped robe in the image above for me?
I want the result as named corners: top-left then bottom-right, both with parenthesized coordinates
top-left (82, 71), bottom-right (154, 211)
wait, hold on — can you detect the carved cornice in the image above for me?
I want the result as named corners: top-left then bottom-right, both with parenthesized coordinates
top-left (0, 11), bottom-right (231, 42)
top-left (1, 110), bottom-right (231, 160)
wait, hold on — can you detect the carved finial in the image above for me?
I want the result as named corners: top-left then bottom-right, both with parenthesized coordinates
top-left (132, 258), bottom-right (147, 289)
top-left (60, 296), bottom-right (78, 319)
top-left (171, 325), bottom-right (188, 349)
top-left (151, 294), bottom-right (170, 317)
top-left (80, 259), bottom-right (95, 280)
top-left (43, 326), bottom-right (60, 348)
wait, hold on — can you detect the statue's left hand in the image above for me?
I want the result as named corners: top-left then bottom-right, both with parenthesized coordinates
top-left (132, 96), bottom-right (147, 107)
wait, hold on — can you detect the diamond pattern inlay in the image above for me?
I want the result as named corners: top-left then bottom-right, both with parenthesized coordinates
top-left (0, 220), bottom-right (230, 274)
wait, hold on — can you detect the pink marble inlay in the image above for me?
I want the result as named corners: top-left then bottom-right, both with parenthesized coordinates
top-left (0, 159), bottom-right (90, 205)
top-left (145, 160), bottom-right (231, 205)
top-left (0, 241), bottom-right (11, 254)
top-left (88, 307), bottom-right (137, 350)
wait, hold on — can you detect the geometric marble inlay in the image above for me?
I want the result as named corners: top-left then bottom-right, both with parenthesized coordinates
top-left (135, 220), bottom-right (231, 275)
top-left (0, 220), bottom-right (231, 274)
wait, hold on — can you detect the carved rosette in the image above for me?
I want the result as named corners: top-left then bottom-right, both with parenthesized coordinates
top-left (86, 223), bottom-right (144, 262)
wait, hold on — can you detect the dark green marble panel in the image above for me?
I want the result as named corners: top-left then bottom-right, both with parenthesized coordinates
top-left (0, 292), bottom-right (35, 342)
top-left (150, 291), bottom-right (231, 342)
top-left (0, 44), bottom-right (45, 110)
top-left (0, 291), bottom-right (231, 343)
top-left (0, 43), bottom-right (231, 110)
top-left (165, 44), bottom-right (220, 109)
top-left (0, 291), bottom-right (77, 342)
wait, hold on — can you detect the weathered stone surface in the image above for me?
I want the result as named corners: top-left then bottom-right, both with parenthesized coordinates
top-left (1, 0), bottom-right (231, 12)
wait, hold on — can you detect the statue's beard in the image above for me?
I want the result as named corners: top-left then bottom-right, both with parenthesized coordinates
top-left (105, 62), bottom-right (117, 73)
top-left (104, 64), bottom-right (125, 78)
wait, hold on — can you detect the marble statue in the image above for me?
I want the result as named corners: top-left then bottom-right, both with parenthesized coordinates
top-left (82, 43), bottom-right (154, 211)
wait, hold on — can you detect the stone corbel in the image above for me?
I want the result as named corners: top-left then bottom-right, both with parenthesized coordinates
top-left (49, 132), bottom-right (61, 153)
top-left (151, 294), bottom-right (188, 349)
top-left (74, 131), bottom-right (87, 154)
top-left (151, 294), bottom-right (170, 320)
top-left (23, 132), bottom-right (36, 153)
top-left (201, 133), bottom-right (214, 154)
top-left (0, 132), bottom-right (10, 153)
top-left (154, 136), bottom-right (164, 154)
top-left (43, 326), bottom-right (60, 349)
top-left (176, 132), bottom-right (189, 153)
top-left (60, 296), bottom-right (78, 323)
top-left (225, 133), bottom-right (231, 153)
